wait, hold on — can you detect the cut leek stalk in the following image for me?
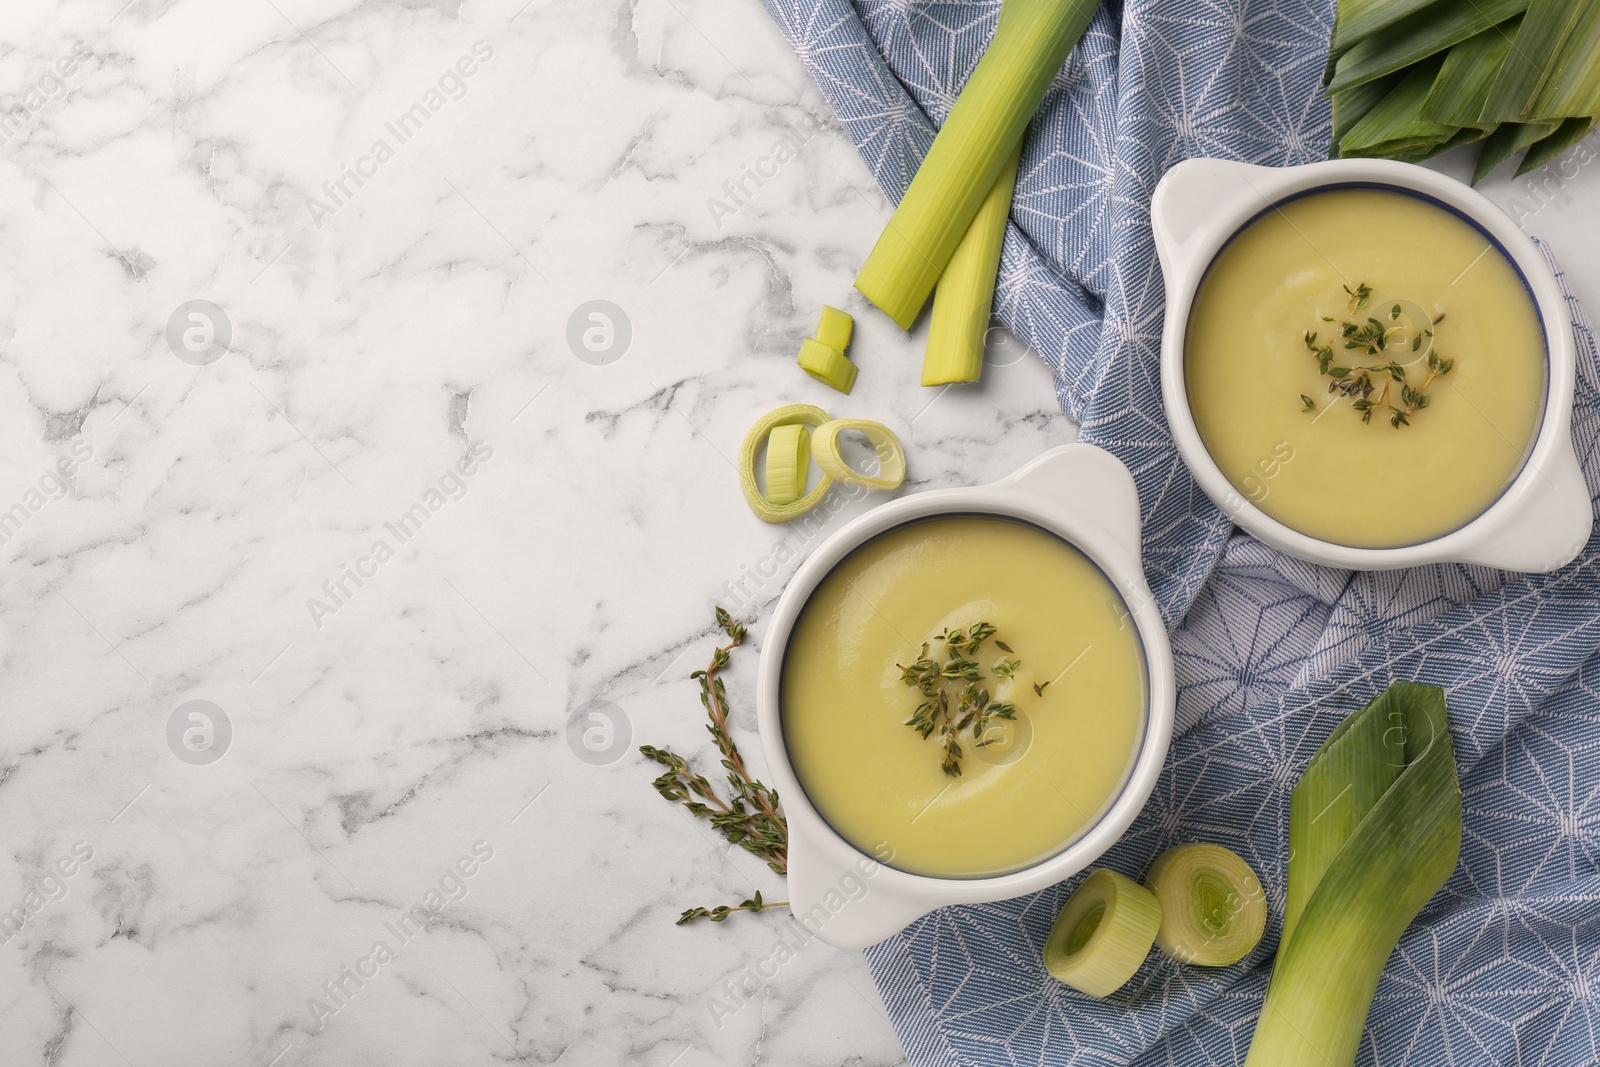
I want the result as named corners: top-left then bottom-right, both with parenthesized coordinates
top-left (797, 338), bottom-right (858, 394)
top-left (1143, 843), bottom-right (1266, 967)
top-left (1043, 869), bottom-right (1161, 997)
top-left (816, 305), bottom-right (854, 354)
top-left (812, 419), bottom-right (906, 490)
top-left (853, 0), bottom-right (1097, 329)
top-left (1243, 681), bottom-right (1462, 1067)
top-left (763, 423), bottom-right (810, 506)
top-left (1479, 0), bottom-right (1587, 123)
top-left (922, 144), bottom-right (1020, 387)
top-left (738, 405), bottom-right (833, 524)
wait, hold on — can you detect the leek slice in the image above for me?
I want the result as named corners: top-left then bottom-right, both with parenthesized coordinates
top-left (853, 0), bottom-right (1097, 329)
top-left (738, 405), bottom-right (833, 524)
top-left (815, 305), bottom-right (854, 354)
top-left (812, 419), bottom-right (906, 491)
top-left (763, 423), bottom-right (810, 506)
top-left (1328, 0), bottom-right (1527, 95)
top-left (1243, 681), bottom-right (1462, 1067)
top-left (1143, 843), bottom-right (1266, 967)
top-left (1043, 869), bottom-right (1161, 997)
top-left (797, 338), bottom-right (858, 394)
top-left (922, 144), bottom-right (1020, 387)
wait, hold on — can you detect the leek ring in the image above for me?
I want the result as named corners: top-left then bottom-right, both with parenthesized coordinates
top-left (812, 419), bottom-right (906, 491)
top-left (739, 405), bottom-right (832, 523)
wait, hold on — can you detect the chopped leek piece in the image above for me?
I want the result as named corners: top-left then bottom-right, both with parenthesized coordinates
top-left (853, 0), bottom-right (1097, 329)
top-left (1143, 843), bottom-right (1266, 967)
top-left (797, 338), bottom-right (858, 394)
top-left (738, 405), bottom-right (834, 524)
top-left (1243, 681), bottom-right (1462, 1067)
top-left (763, 423), bottom-right (810, 506)
top-left (812, 419), bottom-right (906, 491)
top-left (922, 144), bottom-right (1020, 387)
top-left (815, 305), bottom-right (854, 354)
top-left (1042, 869), bottom-right (1161, 998)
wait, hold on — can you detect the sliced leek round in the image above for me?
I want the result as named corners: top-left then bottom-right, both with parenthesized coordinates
top-left (763, 423), bottom-right (810, 506)
top-left (738, 404), bottom-right (832, 524)
top-left (812, 419), bottom-right (905, 490)
top-left (797, 338), bottom-right (858, 394)
top-left (1042, 869), bottom-right (1161, 997)
top-left (1144, 843), bottom-right (1266, 967)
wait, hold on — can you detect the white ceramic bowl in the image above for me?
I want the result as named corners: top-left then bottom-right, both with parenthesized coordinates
top-left (1153, 157), bottom-right (1592, 572)
top-left (757, 444), bottom-right (1174, 949)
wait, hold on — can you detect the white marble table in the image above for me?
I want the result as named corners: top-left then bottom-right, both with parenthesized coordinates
top-left (0, 1), bottom-right (1595, 1065)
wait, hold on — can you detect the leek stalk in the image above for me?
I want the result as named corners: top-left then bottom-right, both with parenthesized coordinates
top-left (921, 144), bottom-right (1021, 386)
top-left (1243, 681), bottom-right (1462, 1067)
top-left (853, 0), bottom-right (1097, 329)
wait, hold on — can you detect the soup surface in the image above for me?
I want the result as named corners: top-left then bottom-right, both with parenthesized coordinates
top-left (781, 515), bottom-right (1146, 878)
top-left (1184, 187), bottom-right (1546, 548)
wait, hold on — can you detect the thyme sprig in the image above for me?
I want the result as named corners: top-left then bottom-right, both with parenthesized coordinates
top-left (898, 622), bottom-right (1024, 777)
top-left (641, 606), bottom-right (788, 925)
top-left (1299, 283), bottom-right (1453, 428)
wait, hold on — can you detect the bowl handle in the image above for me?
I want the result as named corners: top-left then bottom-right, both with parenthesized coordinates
top-left (1458, 438), bottom-right (1593, 572)
top-left (1151, 158), bottom-right (1276, 278)
top-left (785, 825), bottom-right (932, 950)
top-left (1004, 444), bottom-right (1145, 576)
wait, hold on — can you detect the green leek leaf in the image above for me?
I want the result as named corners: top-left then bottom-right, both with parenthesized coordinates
top-left (1387, 125), bottom-right (1492, 163)
top-left (1328, 0), bottom-right (1527, 95)
top-left (1531, 0), bottom-right (1600, 118)
top-left (1244, 681), bottom-right (1462, 1067)
top-left (1480, 0), bottom-right (1587, 122)
top-left (1474, 119), bottom-right (1560, 180)
top-left (1418, 17), bottom-right (1524, 126)
top-left (1332, 0), bottom-right (1441, 56)
top-left (922, 144), bottom-right (1020, 386)
top-left (1339, 55), bottom-right (1455, 156)
top-left (1330, 72), bottom-right (1404, 153)
top-left (1516, 115), bottom-right (1597, 173)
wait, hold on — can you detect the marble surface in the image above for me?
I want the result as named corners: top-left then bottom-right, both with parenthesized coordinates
top-left (0, 1), bottom-right (1596, 1065)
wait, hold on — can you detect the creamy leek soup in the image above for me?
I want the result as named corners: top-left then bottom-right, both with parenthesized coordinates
top-left (1184, 187), bottom-right (1546, 548)
top-left (781, 516), bottom-right (1146, 878)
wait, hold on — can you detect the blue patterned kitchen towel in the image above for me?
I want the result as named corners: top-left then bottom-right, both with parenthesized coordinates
top-left (758, 1), bottom-right (1600, 1063)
